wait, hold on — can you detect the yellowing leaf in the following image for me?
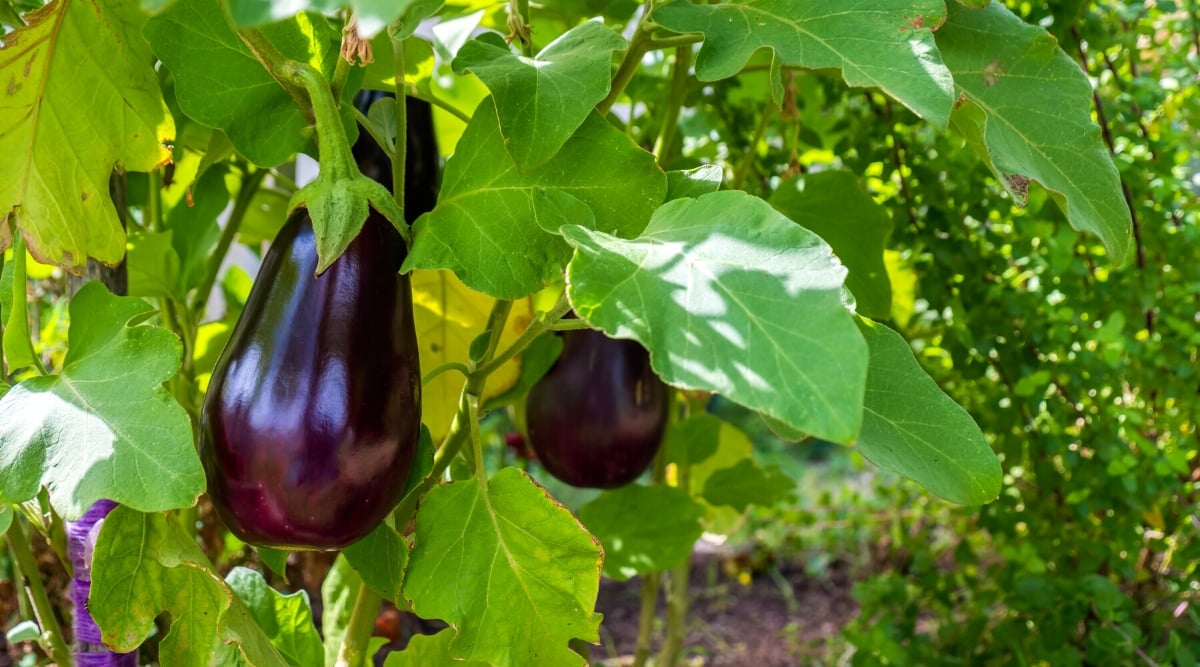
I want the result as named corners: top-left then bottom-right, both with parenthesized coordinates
top-left (0, 0), bottom-right (174, 270)
top-left (412, 269), bottom-right (532, 440)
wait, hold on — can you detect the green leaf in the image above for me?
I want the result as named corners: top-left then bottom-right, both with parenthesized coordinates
top-left (702, 459), bottom-right (793, 511)
top-left (856, 319), bottom-right (1001, 505)
top-left (5, 620), bottom-right (40, 643)
top-left (320, 555), bottom-right (361, 667)
top-left (167, 163), bottom-right (229, 295)
top-left (127, 230), bottom-right (182, 300)
top-left (564, 190), bottom-right (867, 444)
top-left (578, 485), bottom-right (705, 581)
top-left (143, 2), bottom-right (342, 167)
top-left (257, 548), bottom-right (290, 580)
top-left (0, 282), bottom-right (203, 520)
top-left (664, 413), bottom-right (780, 532)
top-left (0, 504), bottom-right (11, 535)
top-left (343, 522), bottom-right (408, 603)
top-left (665, 165), bottom-right (724, 201)
top-left (0, 0), bottom-right (174, 270)
top-left (453, 21), bottom-right (627, 169)
top-left (90, 507), bottom-right (289, 666)
top-left (226, 567), bottom-right (324, 667)
top-left (405, 468), bottom-right (602, 667)
top-left (384, 629), bottom-right (489, 666)
top-left (936, 2), bottom-right (1131, 263)
top-left (769, 171), bottom-right (894, 319)
top-left (404, 105), bottom-right (665, 298)
top-left (653, 0), bottom-right (954, 127)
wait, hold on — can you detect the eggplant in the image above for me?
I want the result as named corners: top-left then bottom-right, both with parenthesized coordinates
top-left (524, 329), bottom-right (670, 489)
top-left (199, 94), bottom-right (438, 550)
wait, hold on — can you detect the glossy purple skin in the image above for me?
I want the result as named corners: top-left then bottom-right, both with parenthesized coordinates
top-left (525, 329), bottom-right (669, 489)
top-left (199, 211), bottom-right (421, 550)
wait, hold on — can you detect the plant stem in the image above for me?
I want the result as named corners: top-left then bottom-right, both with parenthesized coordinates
top-left (653, 45), bottom-right (693, 163)
top-left (474, 292), bottom-right (572, 378)
top-left (235, 27), bottom-right (312, 119)
top-left (7, 519), bottom-right (71, 667)
top-left (597, 1), bottom-right (657, 115)
top-left (334, 584), bottom-right (382, 667)
top-left (728, 101), bottom-right (773, 191)
top-left (421, 362), bottom-right (472, 385)
top-left (646, 34), bottom-right (703, 50)
top-left (391, 300), bottom-right (514, 529)
top-left (191, 166), bottom-right (267, 319)
top-left (391, 33), bottom-right (408, 213)
top-left (146, 168), bottom-right (163, 231)
top-left (631, 571), bottom-right (661, 667)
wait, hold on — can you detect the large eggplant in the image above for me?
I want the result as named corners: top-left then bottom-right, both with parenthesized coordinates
top-left (524, 329), bottom-right (670, 489)
top-left (199, 95), bottom-right (438, 550)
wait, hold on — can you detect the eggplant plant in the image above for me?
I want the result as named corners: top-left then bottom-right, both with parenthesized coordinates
top-left (0, 1), bottom-right (1138, 666)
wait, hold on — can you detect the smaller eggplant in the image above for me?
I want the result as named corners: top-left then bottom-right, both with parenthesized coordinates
top-left (525, 329), bottom-right (670, 489)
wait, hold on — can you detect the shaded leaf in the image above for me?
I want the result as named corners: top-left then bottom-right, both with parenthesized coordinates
top-left (579, 485), bottom-right (704, 581)
top-left (143, 2), bottom-right (343, 167)
top-left (0, 282), bottom-right (203, 520)
top-left (564, 190), bottom-right (867, 444)
top-left (320, 555), bottom-right (361, 667)
top-left (770, 171), bottom-right (894, 319)
top-left (702, 459), bottom-right (793, 511)
top-left (857, 319), bottom-right (1001, 504)
top-left (666, 165), bottom-right (724, 201)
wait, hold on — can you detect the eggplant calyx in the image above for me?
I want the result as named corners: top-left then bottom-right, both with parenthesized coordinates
top-left (281, 61), bottom-right (411, 274)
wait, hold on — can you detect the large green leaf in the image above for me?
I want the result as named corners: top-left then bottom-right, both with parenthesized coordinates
top-left (936, 2), bottom-right (1131, 263)
top-left (652, 0), bottom-right (954, 127)
top-left (0, 0), bottom-right (174, 270)
top-left (0, 282), bottom-right (203, 521)
top-left (143, 1), bottom-right (342, 167)
top-left (563, 190), bottom-right (867, 444)
top-left (453, 21), bottom-right (627, 169)
top-left (769, 171), bottom-right (894, 319)
top-left (90, 508), bottom-right (289, 666)
top-left (578, 485), bottom-right (704, 581)
top-left (857, 319), bottom-right (1001, 505)
top-left (225, 567), bottom-right (324, 667)
top-left (404, 106), bottom-right (665, 298)
top-left (405, 468), bottom-right (602, 667)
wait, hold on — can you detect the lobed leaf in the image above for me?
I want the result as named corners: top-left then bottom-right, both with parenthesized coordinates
top-left (404, 105), bottom-right (665, 298)
top-left (405, 468), bottom-right (602, 667)
top-left (90, 507), bottom-right (290, 666)
top-left (564, 190), bottom-right (867, 444)
top-left (453, 20), bottom-right (627, 170)
top-left (0, 282), bottom-right (203, 520)
top-left (0, 0), bottom-right (174, 270)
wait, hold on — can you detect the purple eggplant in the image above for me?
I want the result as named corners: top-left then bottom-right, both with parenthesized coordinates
top-left (199, 94), bottom-right (437, 549)
top-left (199, 210), bottom-right (420, 549)
top-left (525, 329), bottom-right (670, 489)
